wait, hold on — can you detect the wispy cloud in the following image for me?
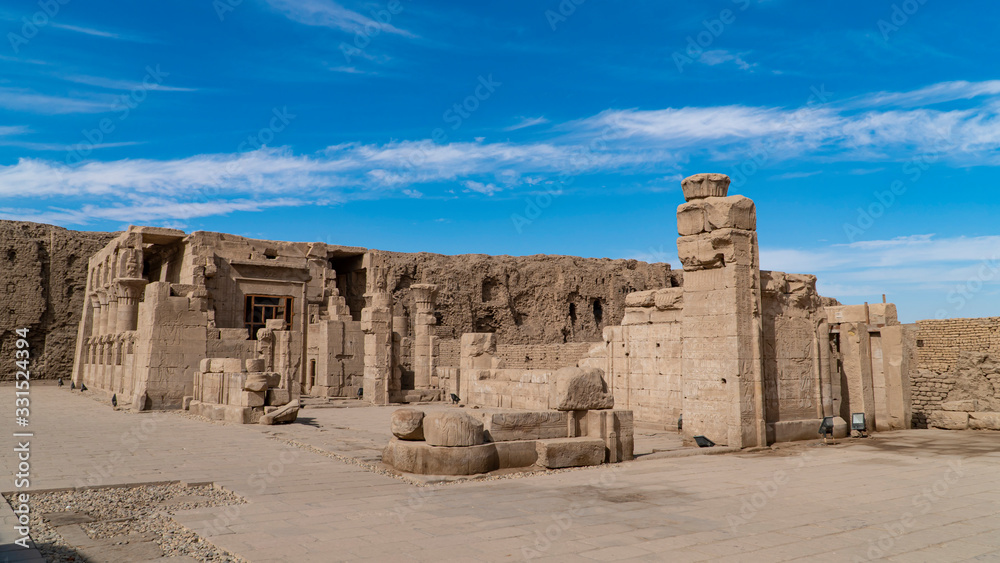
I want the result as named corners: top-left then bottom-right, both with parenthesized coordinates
top-left (698, 49), bottom-right (756, 72)
top-left (463, 180), bottom-right (501, 196)
top-left (0, 87), bottom-right (116, 114)
top-left (50, 23), bottom-right (153, 43)
top-left (7, 80), bottom-right (1000, 225)
top-left (58, 74), bottom-right (196, 92)
top-left (504, 116), bottom-right (550, 131)
top-left (264, 0), bottom-right (415, 37)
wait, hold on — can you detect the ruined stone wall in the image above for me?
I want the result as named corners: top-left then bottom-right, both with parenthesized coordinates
top-left (911, 318), bottom-right (1000, 426)
top-left (381, 252), bottom-right (678, 346)
top-left (494, 342), bottom-right (595, 371)
top-left (0, 221), bottom-right (117, 379)
top-left (760, 271), bottom-right (826, 424)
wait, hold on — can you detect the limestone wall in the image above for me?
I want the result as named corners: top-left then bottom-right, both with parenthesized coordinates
top-left (494, 342), bottom-right (595, 371)
top-left (911, 318), bottom-right (1000, 426)
top-left (0, 221), bottom-right (117, 379)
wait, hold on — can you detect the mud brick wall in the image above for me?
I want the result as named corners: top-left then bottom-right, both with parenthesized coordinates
top-left (0, 221), bottom-right (117, 379)
top-left (911, 318), bottom-right (1000, 426)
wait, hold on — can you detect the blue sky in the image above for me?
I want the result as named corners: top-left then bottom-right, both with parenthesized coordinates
top-left (2, 0), bottom-right (1000, 323)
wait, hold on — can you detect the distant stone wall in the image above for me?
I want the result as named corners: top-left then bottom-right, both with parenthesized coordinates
top-left (911, 318), bottom-right (1000, 427)
top-left (495, 342), bottom-right (595, 371)
top-left (0, 221), bottom-right (117, 379)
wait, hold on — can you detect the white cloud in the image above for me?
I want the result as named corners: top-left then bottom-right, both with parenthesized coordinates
top-left (264, 0), bottom-right (415, 37)
top-left (9, 79), bottom-right (1000, 226)
top-left (463, 180), bottom-right (501, 196)
top-left (0, 87), bottom-right (116, 114)
top-left (504, 116), bottom-right (550, 131)
top-left (697, 50), bottom-right (755, 71)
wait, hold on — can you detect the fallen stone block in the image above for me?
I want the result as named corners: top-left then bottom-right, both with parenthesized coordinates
top-left (245, 359), bottom-right (265, 372)
top-left (483, 411), bottom-right (569, 442)
top-left (382, 438), bottom-right (499, 475)
top-left (927, 411), bottom-right (969, 430)
top-left (553, 367), bottom-right (614, 411)
top-left (423, 411), bottom-right (484, 447)
top-left (391, 408), bottom-right (426, 441)
top-left (259, 400), bottom-right (300, 425)
top-left (536, 438), bottom-right (605, 469)
top-left (969, 412), bottom-right (1000, 431)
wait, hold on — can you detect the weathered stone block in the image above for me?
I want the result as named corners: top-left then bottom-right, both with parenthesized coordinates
top-left (382, 438), bottom-right (499, 475)
top-left (654, 289), bottom-right (683, 310)
top-left (969, 412), bottom-right (1000, 430)
top-left (483, 411), bottom-right (569, 442)
top-left (553, 367), bottom-right (614, 411)
top-left (927, 411), bottom-right (969, 430)
top-left (495, 440), bottom-right (538, 468)
top-left (677, 196), bottom-right (756, 235)
top-left (535, 438), bottom-right (605, 469)
top-left (266, 388), bottom-right (290, 406)
top-left (391, 408), bottom-right (425, 441)
top-left (624, 290), bottom-right (657, 308)
top-left (941, 400), bottom-right (976, 412)
top-left (245, 359), bottom-right (265, 372)
top-left (585, 410), bottom-right (634, 462)
top-left (243, 373), bottom-right (269, 392)
top-left (681, 173), bottom-right (730, 201)
top-left (423, 411), bottom-right (484, 447)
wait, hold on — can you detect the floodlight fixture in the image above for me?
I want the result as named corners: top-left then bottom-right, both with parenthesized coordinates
top-left (852, 413), bottom-right (868, 437)
top-left (818, 416), bottom-right (835, 437)
top-left (694, 436), bottom-right (715, 448)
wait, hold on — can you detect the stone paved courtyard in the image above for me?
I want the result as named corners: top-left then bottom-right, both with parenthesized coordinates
top-left (3, 385), bottom-right (1000, 562)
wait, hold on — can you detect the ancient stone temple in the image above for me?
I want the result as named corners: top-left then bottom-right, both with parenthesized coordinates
top-left (69, 173), bottom-right (913, 446)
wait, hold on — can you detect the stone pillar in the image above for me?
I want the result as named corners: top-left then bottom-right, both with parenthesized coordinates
top-left (96, 291), bottom-right (110, 335)
top-left (459, 333), bottom-right (496, 404)
top-left (677, 173), bottom-right (766, 448)
top-left (362, 291), bottom-right (393, 405)
top-left (115, 278), bottom-right (148, 333)
top-left (411, 284), bottom-right (439, 390)
top-left (879, 325), bottom-right (912, 430)
top-left (105, 286), bottom-right (119, 336)
top-left (840, 322), bottom-right (875, 431)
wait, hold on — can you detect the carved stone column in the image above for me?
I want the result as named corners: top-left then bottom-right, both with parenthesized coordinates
top-left (115, 278), bottom-right (148, 332)
top-left (410, 284), bottom-right (439, 390)
top-left (677, 173), bottom-right (766, 448)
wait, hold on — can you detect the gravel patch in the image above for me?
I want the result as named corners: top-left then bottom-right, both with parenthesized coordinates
top-left (5, 483), bottom-right (247, 563)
